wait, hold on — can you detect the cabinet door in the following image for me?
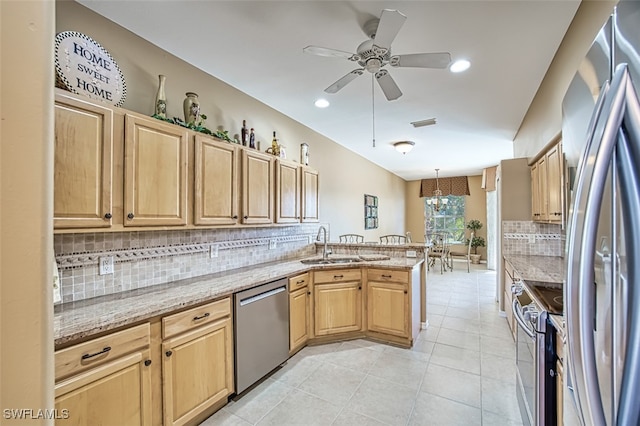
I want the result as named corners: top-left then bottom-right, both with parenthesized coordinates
top-left (55, 350), bottom-right (152, 426)
top-left (162, 318), bottom-right (234, 426)
top-left (194, 136), bottom-right (239, 225)
top-left (241, 150), bottom-right (274, 224)
top-left (301, 166), bottom-right (319, 222)
top-left (367, 281), bottom-right (409, 338)
top-left (531, 163), bottom-right (541, 221)
top-left (289, 286), bottom-right (309, 352)
top-left (124, 114), bottom-right (189, 226)
top-left (276, 159), bottom-right (300, 223)
top-left (546, 142), bottom-right (563, 223)
top-left (314, 281), bottom-right (362, 336)
top-left (537, 155), bottom-right (549, 221)
top-left (54, 96), bottom-right (113, 229)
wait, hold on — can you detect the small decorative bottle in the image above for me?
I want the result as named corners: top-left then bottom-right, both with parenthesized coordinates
top-left (183, 92), bottom-right (200, 125)
top-left (241, 120), bottom-right (248, 146)
top-left (155, 75), bottom-right (167, 118)
top-left (300, 143), bottom-right (309, 165)
top-left (249, 128), bottom-right (256, 149)
top-left (271, 131), bottom-right (279, 156)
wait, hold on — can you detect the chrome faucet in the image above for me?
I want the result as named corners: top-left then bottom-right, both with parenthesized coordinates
top-left (316, 226), bottom-right (330, 261)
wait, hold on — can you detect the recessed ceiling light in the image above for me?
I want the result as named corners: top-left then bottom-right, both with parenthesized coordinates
top-left (450, 59), bottom-right (471, 73)
top-left (314, 98), bottom-right (330, 108)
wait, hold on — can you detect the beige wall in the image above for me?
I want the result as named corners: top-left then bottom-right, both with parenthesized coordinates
top-left (1, 0), bottom-right (55, 422)
top-left (56, 1), bottom-right (407, 242)
top-left (513, 0), bottom-right (617, 158)
top-left (405, 175), bottom-right (487, 258)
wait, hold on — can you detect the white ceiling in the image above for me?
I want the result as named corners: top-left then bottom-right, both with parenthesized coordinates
top-left (78, 0), bottom-right (581, 180)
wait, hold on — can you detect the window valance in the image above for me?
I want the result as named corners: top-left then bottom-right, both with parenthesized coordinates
top-left (419, 176), bottom-right (470, 197)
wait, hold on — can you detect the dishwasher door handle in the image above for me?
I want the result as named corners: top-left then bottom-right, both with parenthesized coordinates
top-left (239, 286), bottom-right (286, 307)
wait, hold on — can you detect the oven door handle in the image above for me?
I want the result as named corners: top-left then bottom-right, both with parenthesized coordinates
top-left (512, 298), bottom-right (536, 339)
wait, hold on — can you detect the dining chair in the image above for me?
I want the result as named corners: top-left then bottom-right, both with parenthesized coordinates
top-left (379, 235), bottom-right (408, 245)
top-left (339, 234), bottom-right (364, 243)
top-left (448, 232), bottom-right (474, 273)
top-left (427, 233), bottom-right (451, 274)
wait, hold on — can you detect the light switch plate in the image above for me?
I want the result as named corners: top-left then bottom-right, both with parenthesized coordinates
top-left (406, 250), bottom-right (417, 258)
top-left (528, 234), bottom-right (536, 244)
top-left (99, 256), bottom-right (114, 275)
top-left (209, 244), bottom-right (218, 258)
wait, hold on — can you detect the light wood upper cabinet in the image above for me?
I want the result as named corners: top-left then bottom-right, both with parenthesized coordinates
top-left (54, 324), bottom-right (152, 426)
top-left (531, 140), bottom-right (563, 224)
top-left (241, 149), bottom-right (274, 224)
top-left (124, 114), bottom-right (189, 227)
top-left (275, 159), bottom-right (300, 223)
top-left (301, 166), bottom-right (319, 222)
top-left (54, 94), bottom-right (113, 229)
top-left (194, 136), bottom-right (239, 226)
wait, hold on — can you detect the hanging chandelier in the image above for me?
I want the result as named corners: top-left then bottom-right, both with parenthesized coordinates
top-left (426, 168), bottom-right (448, 212)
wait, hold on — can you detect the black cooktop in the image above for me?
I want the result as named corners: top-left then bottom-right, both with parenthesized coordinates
top-left (525, 281), bottom-right (563, 315)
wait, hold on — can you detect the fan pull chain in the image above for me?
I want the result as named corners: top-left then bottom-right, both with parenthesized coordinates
top-left (371, 74), bottom-right (376, 148)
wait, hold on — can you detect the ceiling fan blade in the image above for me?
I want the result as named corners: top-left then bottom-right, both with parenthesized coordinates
top-left (373, 9), bottom-right (407, 51)
top-left (324, 69), bottom-right (365, 94)
top-left (375, 70), bottom-right (402, 101)
top-left (303, 45), bottom-right (359, 61)
top-left (390, 52), bottom-right (452, 69)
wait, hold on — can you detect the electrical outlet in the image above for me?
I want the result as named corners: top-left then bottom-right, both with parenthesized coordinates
top-left (209, 244), bottom-right (218, 258)
top-left (99, 256), bottom-right (114, 275)
top-left (406, 250), bottom-right (417, 258)
top-left (528, 234), bottom-right (536, 244)
top-left (308, 235), bottom-right (313, 244)
top-left (269, 239), bottom-right (277, 250)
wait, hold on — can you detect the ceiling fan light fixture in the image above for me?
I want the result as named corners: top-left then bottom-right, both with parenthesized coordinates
top-left (394, 140), bottom-right (415, 154)
top-left (450, 59), bottom-right (471, 73)
top-left (314, 98), bottom-right (330, 108)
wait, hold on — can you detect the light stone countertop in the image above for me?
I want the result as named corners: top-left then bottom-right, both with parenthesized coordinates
top-left (504, 254), bottom-right (564, 283)
top-left (54, 256), bottom-right (423, 347)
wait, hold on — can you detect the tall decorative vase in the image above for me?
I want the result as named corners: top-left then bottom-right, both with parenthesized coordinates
top-left (183, 92), bottom-right (200, 125)
top-left (155, 75), bottom-right (167, 118)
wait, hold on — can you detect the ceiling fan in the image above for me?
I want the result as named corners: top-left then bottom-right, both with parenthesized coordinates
top-left (303, 9), bottom-right (452, 101)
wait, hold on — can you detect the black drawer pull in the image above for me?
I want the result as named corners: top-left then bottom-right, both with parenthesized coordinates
top-left (296, 280), bottom-right (305, 284)
top-left (81, 346), bottom-right (111, 360)
top-left (333, 275), bottom-right (344, 279)
top-left (193, 312), bottom-right (210, 321)
top-left (382, 274), bottom-right (392, 278)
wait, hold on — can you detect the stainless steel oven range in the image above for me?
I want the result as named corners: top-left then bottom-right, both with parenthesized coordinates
top-left (512, 280), bottom-right (562, 426)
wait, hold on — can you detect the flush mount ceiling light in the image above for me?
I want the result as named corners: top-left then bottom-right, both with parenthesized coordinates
top-left (393, 141), bottom-right (415, 154)
top-left (314, 98), bottom-right (330, 108)
top-left (450, 59), bottom-right (471, 73)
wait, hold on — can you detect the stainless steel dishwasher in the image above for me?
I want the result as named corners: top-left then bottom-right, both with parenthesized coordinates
top-left (234, 278), bottom-right (289, 394)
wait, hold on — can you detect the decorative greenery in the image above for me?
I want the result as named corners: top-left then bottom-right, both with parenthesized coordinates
top-left (466, 219), bottom-right (483, 231)
top-left (151, 113), bottom-right (240, 144)
top-left (466, 219), bottom-right (484, 254)
top-left (470, 236), bottom-right (486, 254)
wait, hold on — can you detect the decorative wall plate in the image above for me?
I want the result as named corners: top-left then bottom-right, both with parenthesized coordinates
top-left (54, 31), bottom-right (127, 107)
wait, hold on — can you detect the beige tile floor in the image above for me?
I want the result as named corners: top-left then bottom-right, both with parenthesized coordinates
top-left (201, 262), bottom-right (523, 426)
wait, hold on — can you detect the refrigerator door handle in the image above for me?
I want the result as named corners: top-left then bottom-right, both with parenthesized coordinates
top-left (566, 64), bottom-right (630, 426)
top-left (614, 73), bottom-right (640, 426)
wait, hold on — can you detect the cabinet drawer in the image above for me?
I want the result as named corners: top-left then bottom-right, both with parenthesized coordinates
top-left (55, 323), bottom-right (150, 381)
top-left (289, 272), bottom-right (309, 292)
top-left (314, 268), bottom-right (361, 284)
top-left (163, 297), bottom-right (231, 339)
top-left (367, 269), bottom-right (408, 284)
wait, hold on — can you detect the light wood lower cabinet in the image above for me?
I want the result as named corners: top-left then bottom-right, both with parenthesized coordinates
top-left (54, 324), bottom-right (152, 426)
top-left (314, 270), bottom-right (362, 336)
top-left (289, 273), bottom-right (310, 354)
top-left (504, 258), bottom-right (517, 341)
top-left (161, 298), bottom-right (234, 426)
top-left (367, 271), bottom-right (409, 338)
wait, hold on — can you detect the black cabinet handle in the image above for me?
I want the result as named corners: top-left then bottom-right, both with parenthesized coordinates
top-left (81, 346), bottom-right (111, 360)
top-left (333, 275), bottom-right (344, 279)
top-left (165, 350), bottom-right (173, 357)
top-left (307, 291), bottom-right (311, 295)
top-left (296, 280), bottom-right (305, 284)
top-left (193, 312), bottom-right (210, 321)
top-left (144, 359), bottom-right (152, 367)
top-left (104, 213), bottom-right (112, 219)
top-left (404, 290), bottom-right (408, 294)
top-left (358, 286), bottom-right (362, 290)
top-left (232, 215), bottom-right (238, 219)
top-left (244, 215), bottom-right (248, 219)
top-left (127, 213), bottom-right (134, 220)
top-left (382, 274), bottom-right (392, 279)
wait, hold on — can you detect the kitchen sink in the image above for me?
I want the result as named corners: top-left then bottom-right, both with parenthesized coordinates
top-left (300, 257), bottom-right (363, 265)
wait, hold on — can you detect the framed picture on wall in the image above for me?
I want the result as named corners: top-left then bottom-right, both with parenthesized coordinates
top-left (364, 194), bottom-right (378, 230)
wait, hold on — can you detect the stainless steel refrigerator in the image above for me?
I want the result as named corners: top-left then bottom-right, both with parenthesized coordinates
top-left (562, 1), bottom-right (640, 425)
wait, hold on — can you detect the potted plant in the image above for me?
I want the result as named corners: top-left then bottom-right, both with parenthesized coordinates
top-left (466, 219), bottom-right (485, 264)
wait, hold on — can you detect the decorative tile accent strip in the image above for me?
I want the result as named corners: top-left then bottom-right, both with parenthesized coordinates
top-left (56, 234), bottom-right (310, 270)
top-left (503, 233), bottom-right (562, 240)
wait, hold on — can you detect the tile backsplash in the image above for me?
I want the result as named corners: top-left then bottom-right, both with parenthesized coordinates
top-left (54, 224), bottom-right (324, 304)
top-left (502, 220), bottom-right (563, 257)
